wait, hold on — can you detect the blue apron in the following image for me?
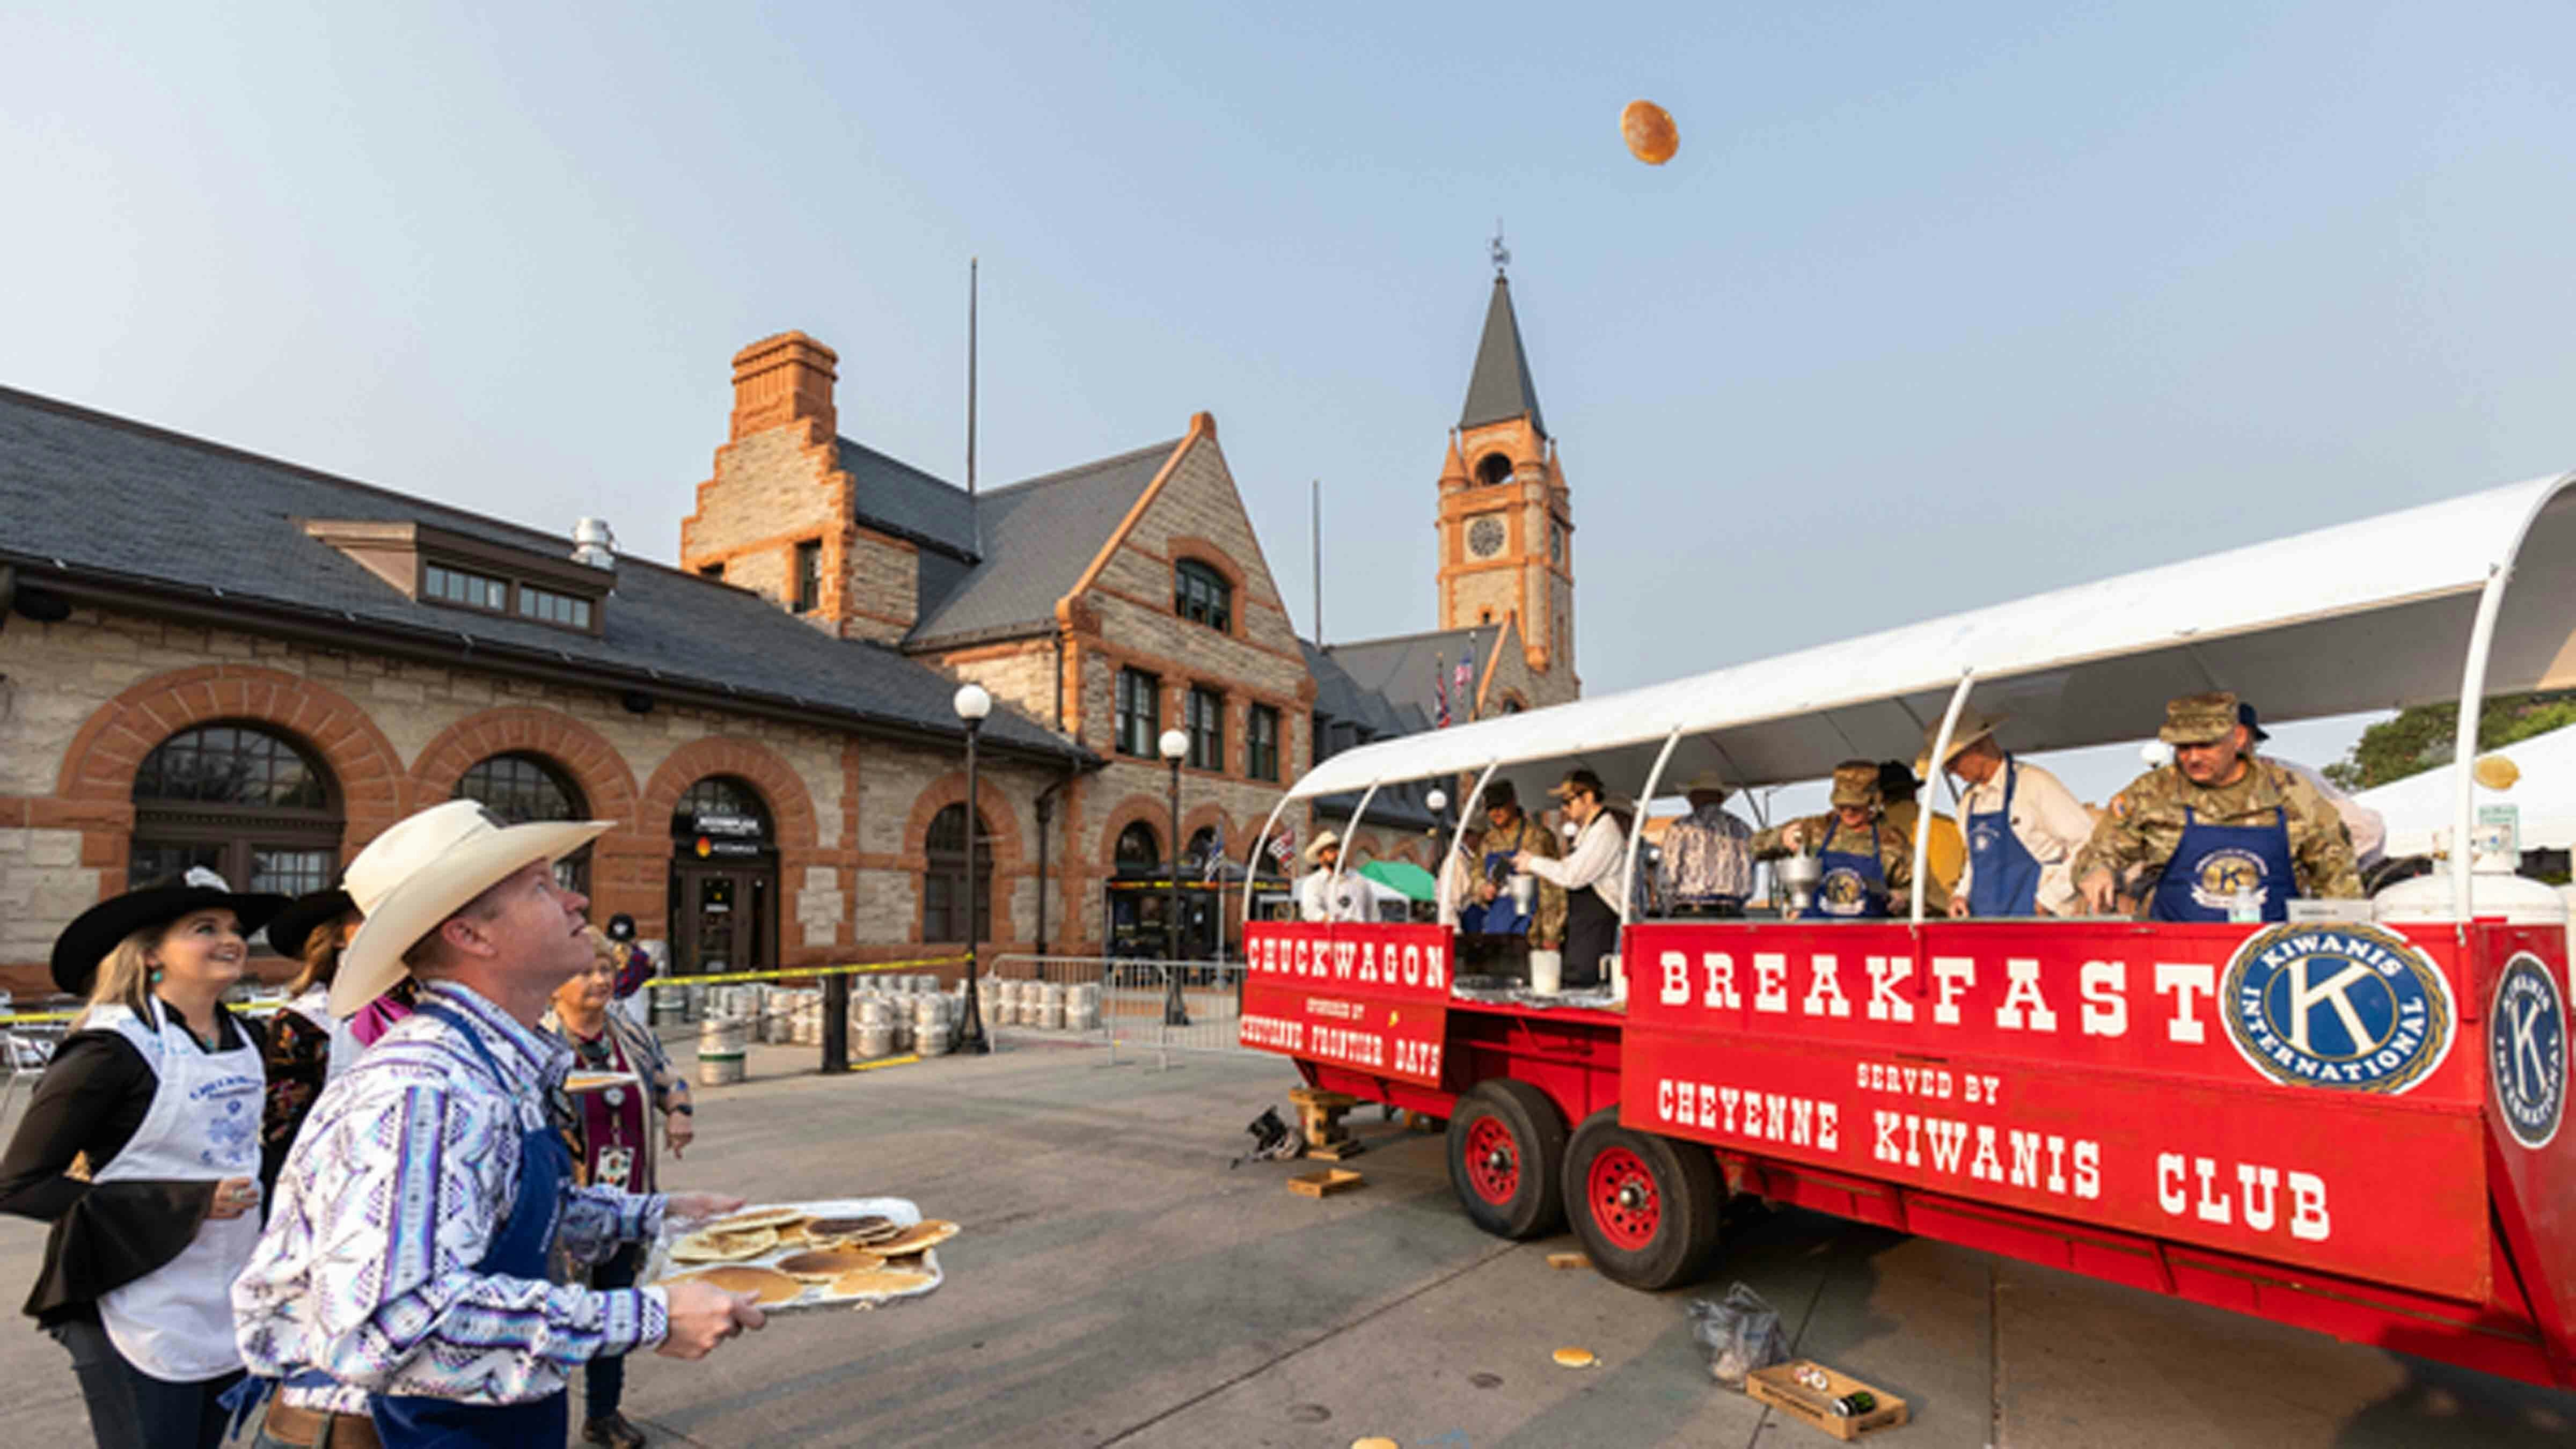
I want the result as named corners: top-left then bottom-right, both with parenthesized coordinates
top-left (1804, 821), bottom-right (1890, 920)
top-left (1965, 758), bottom-right (2045, 917)
top-left (366, 1002), bottom-right (573, 1448)
top-left (2150, 804), bottom-right (2295, 923)
top-left (1476, 845), bottom-right (1531, 934)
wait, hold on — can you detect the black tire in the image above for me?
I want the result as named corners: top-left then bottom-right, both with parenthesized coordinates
top-left (1445, 1080), bottom-right (1570, 1239)
top-left (1561, 1108), bottom-right (1723, 1290)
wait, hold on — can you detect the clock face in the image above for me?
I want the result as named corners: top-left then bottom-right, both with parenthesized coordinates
top-left (1467, 516), bottom-right (1506, 559)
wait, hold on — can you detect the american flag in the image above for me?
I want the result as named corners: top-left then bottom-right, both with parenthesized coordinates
top-left (1201, 820), bottom-right (1227, 881)
top-left (1434, 653), bottom-right (1451, 728)
top-left (1454, 639), bottom-right (1475, 723)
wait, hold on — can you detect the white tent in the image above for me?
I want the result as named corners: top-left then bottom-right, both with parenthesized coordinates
top-left (2356, 723), bottom-right (2576, 858)
top-left (1260, 470), bottom-right (2576, 922)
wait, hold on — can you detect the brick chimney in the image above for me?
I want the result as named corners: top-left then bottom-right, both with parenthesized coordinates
top-left (729, 331), bottom-right (838, 442)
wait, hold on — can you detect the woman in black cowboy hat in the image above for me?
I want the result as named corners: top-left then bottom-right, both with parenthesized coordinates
top-left (0, 869), bottom-right (285, 1449)
top-left (254, 884), bottom-right (358, 1197)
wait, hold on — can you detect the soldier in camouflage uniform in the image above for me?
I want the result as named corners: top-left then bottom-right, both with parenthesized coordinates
top-left (1752, 761), bottom-right (1945, 917)
top-left (1474, 780), bottom-right (1565, 948)
top-left (2073, 691), bottom-right (2361, 920)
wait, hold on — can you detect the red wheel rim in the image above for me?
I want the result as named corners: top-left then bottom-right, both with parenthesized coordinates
top-left (1587, 1145), bottom-right (1660, 1250)
top-left (1465, 1115), bottom-right (1520, 1204)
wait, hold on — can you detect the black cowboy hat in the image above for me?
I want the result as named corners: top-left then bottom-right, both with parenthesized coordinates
top-left (49, 870), bottom-right (290, 996)
top-left (604, 912), bottom-right (638, 943)
top-left (265, 885), bottom-right (357, 963)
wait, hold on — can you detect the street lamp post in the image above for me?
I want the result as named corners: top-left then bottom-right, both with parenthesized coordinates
top-left (1158, 726), bottom-right (1192, 1027)
top-left (955, 683), bottom-right (993, 1054)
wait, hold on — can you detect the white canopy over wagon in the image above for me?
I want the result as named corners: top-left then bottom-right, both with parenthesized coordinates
top-left (1253, 470), bottom-right (2576, 921)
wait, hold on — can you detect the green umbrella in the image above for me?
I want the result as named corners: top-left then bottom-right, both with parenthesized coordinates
top-left (1358, 859), bottom-right (1438, 902)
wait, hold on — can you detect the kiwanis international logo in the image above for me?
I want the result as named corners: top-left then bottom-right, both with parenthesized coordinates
top-left (2191, 848), bottom-right (2271, 912)
top-left (1818, 867), bottom-right (1870, 914)
top-left (2491, 953), bottom-right (2567, 1149)
top-left (2222, 921), bottom-right (2455, 1095)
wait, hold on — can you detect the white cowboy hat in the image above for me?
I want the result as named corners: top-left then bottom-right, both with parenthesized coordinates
top-left (1302, 830), bottom-right (1343, 866)
top-left (332, 800), bottom-right (612, 1017)
top-left (1922, 709), bottom-right (2008, 772)
top-left (1680, 770), bottom-right (1730, 797)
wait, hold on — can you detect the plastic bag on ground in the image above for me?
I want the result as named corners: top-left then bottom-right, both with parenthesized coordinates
top-left (1689, 1283), bottom-right (1789, 1388)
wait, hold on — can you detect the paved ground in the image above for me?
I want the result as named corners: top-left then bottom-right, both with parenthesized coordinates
top-left (2, 1038), bottom-right (2573, 1447)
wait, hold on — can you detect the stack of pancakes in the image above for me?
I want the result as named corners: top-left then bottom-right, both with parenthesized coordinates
top-left (661, 1206), bottom-right (961, 1304)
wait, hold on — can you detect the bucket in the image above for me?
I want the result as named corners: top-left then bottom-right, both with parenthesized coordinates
top-left (1528, 950), bottom-right (1563, 996)
top-left (697, 1017), bottom-right (749, 1086)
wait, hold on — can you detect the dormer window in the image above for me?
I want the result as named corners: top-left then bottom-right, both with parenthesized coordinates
top-left (1174, 559), bottom-right (1231, 632)
top-left (304, 519), bottom-right (611, 638)
top-left (425, 563), bottom-right (509, 612)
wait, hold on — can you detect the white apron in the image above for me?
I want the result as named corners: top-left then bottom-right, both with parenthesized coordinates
top-left (86, 1001), bottom-right (265, 1382)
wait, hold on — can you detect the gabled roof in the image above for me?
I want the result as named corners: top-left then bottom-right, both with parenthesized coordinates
top-left (1459, 275), bottom-right (1546, 438)
top-left (835, 437), bottom-right (977, 559)
top-left (0, 386), bottom-right (1090, 764)
top-left (905, 438), bottom-right (1179, 648)
top-left (1319, 623), bottom-right (1511, 726)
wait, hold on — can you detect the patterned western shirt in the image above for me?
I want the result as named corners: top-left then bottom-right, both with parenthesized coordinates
top-left (235, 980), bottom-right (668, 1411)
top-left (1656, 802), bottom-right (1754, 905)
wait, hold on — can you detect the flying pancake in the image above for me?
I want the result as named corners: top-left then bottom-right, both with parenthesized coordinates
top-left (776, 1246), bottom-right (888, 1283)
top-left (665, 1264), bottom-right (804, 1305)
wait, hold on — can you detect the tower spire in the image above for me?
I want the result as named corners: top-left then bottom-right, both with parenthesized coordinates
top-left (1459, 257), bottom-right (1545, 440)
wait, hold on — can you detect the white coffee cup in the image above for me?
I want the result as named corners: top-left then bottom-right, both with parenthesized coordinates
top-left (1528, 949), bottom-right (1562, 995)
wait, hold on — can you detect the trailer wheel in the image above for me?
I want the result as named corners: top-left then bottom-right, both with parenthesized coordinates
top-left (1445, 1081), bottom-right (1569, 1239)
top-left (1562, 1109), bottom-right (1722, 1290)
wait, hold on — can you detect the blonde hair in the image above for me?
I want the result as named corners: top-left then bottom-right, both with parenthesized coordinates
top-left (285, 911), bottom-right (357, 996)
top-left (75, 927), bottom-right (168, 1030)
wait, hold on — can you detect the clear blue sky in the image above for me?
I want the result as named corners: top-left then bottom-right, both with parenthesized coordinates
top-left (8, 3), bottom-right (2573, 801)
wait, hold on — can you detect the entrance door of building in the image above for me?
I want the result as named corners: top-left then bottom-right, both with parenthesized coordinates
top-left (670, 864), bottom-right (773, 977)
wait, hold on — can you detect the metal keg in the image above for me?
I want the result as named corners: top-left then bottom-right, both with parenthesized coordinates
top-left (855, 1023), bottom-right (895, 1058)
top-left (697, 1016), bottom-right (750, 1086)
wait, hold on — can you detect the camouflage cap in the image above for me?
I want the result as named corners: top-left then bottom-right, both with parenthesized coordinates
top-left (1829, 759), bottom-right (1881, 809)
top-left (2158, 691), bottom-right (2241, 746)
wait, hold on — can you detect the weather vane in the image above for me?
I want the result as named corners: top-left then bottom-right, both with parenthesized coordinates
top-left (1489, 219), bottom-right (1510, 277)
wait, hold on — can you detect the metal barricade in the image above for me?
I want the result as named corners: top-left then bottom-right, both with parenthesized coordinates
top-left (984, 955), bottom-right (1252, 1069)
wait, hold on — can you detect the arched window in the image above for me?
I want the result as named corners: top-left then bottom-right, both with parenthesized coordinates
top-left (130, 722), bottom-right (342, 902)
top-left (457, 752), bottom-right (590, 894)
top-left (1173, 559), bottom-right (1232, 632)
top-left (671, 777), bottom-right (772, 844)
top-left (1115, 821), bottom-right (1162, 875)
top-left (923, 803), bottom-right (992, 942)
top-left (1475, 453), bottom-right (1513, 487)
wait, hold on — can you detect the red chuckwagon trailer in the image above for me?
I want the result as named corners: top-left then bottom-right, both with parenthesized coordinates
top-left (1239, 472), bottom-right (2576, 1388)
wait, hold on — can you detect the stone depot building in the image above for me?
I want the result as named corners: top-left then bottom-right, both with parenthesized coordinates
top-left (0, 270), bottom-right (1579, 995)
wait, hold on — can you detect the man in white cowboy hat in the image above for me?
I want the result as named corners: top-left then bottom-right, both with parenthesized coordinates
top-left (1923, 710), bottom-right (2094, 918)
top-left (233, 802), bottom-right (765, 1448)
top-left (1297, 831), bottom-right (1363, 923)
top-left (1655, 770), bottom-right (1753, 917)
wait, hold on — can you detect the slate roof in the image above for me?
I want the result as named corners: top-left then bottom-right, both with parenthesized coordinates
top-left (1301, 639), bottom-right (1438, 830)
top-left (0, 386), bottom-right (1089, 764)
top-left (1318, 623), bottom-right (1510, 728)
top-left (905, 438), bottom-right (1177, 648)
top-left (835, 437), bottom-right (978, 558)
top-left (1459, 275), bottom-right (1546, 438)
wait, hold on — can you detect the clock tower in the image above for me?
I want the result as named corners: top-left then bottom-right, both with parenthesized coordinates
top-left (1437, 257), bottom-right (1576, 699)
